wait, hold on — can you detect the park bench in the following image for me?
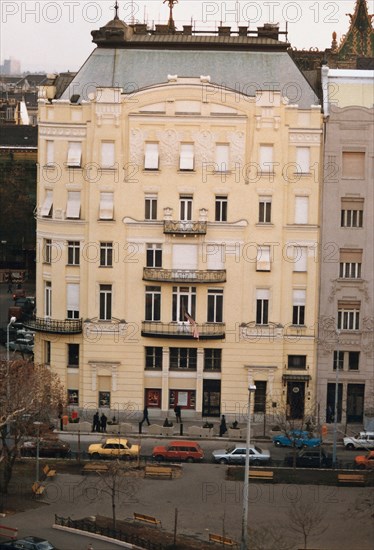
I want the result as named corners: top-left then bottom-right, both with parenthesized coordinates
top-left (82, 462), bottom-right (109, 474)
top-left (133, 512), bottom-right (161, 526)
top-left (145, 465), bottom-right (173, 479)
top-left (209, 533), bottom-right (236, 546)
top-left (31, 481), bottom-right (45, 496)
top-left (43, 464), bottom-right (56, 478)
top-left (337, 473), bottom-right (365, 485)
top-left (249, 470), bottom-right (274, 481)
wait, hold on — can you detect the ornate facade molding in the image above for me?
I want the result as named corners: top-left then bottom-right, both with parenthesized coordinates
top-left (39, 126), bottom-right (86, 137)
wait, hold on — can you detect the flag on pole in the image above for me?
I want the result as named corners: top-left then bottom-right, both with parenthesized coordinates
top-left (184, 311), bottom-right (199, 339)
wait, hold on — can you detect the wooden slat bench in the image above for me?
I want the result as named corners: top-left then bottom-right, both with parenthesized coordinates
top-left (145, 465), bottom-right (173, 479)
top-left (133, 512), bottom-right (161, 526)
top-left (209, 533), bottom-right (236, 546)
top-left (82, 463), bottom-right (109, 474)
top-left (249, 470), bottom-right (274, 481)
top-left (32, 482), bottom-right (45, 496)
top-left (337, 473), bottom-right (365, 485)
top-left (43, 464), bottom-right (56, 478)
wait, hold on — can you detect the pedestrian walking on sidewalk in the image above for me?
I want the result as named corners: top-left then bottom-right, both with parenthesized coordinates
top-left (140, 406), bottom-right (150, 426)
top-left (219, 415), bottom-right (227, 437)
top-left (174, 404), bottom-right (181, 423)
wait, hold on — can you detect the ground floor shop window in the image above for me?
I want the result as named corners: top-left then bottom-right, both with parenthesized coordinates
top-left (67, 389), bottom-right (79, 405)
top-left (99, 391), bottom-right (110, 408)
top-left (169, 390), bottom-right (196, 410)
top-left (145, 389), bottom-right (161, 408)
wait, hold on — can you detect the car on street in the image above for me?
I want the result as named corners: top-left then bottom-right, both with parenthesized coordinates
top-left (212, 445), bottom-right (271, 465)
top-left (284, 448), bottom-right (333, 468)
top-left (88, 437), bottom-right (140, 459)
top-left (0, 536), bottom-right (56, 549)
top-left (272, 430), bottom-right (321, 448)
top-left (343, 431), bottom-right (374, 450)
top-left (20, 438), bottom-right (71, 458)
top-left (354, 450), bottom-right (374, 470)
top-left (152, 440), bottom-right (204, 462)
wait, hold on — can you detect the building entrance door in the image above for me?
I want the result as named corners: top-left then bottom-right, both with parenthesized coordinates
top-left (202, 380), bottom-right (221, 417)
top-left (287, 382), bottom-right (305, 419)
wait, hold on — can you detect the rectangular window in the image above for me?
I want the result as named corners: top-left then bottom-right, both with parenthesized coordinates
top-left (207, 288), bottom-right (223, 322)
top-left (144, 143), bottom-right (159, 170)
top-left (333, 350), bottom-right (344, 370)
top-left (259, 197), bottom-right (271, 223)
top-left (348, 351), bottom-right (360, 371)
top-left (256, 289), bottom-right (269, 325)
top-left (293, 246), bottom-right (308, 272)
top-left (341, 198), bottom-right (364, 228)
top-left (215, 196), bottom-right (227, 222)
top-left (204, 349), bottom-right (221, 371)
top-left (67, 142), bottom-right (82, 167)
top-left (254, 381), bottom-right (267, 413)
top-left (180, 195), bottom-right (193, 221)
top-left (99, 284), bottom-right (112, 321)
top-left (99, 192), bottom-right (114, 220)
top-left (172, 286), bottom-right (196, 322)
top-left (66, 283), bottom-right (79, 319)
top-left (169, 389), bottom-right (196, 409)
top-left (43, 239), bottom-right (52, 264)
top-left (101, 141), bottom-right (115, 168)
top-left (41, 190), bottom-right (53, 217)
top-left (294, 196), bottom-right (309, 224)
top-left (45, 281), bottom-right (52, 318)
top-left (169, 348), bottom-right (197, 370)
top-left (342, 151), bottom-right (365, 179)
top-left (337, 303), bottom-right (360, 331)
top-left (259, 145), bottom-right (274, 172)
top-left (145, 286), bottom-right (161, 321)
top-left (68, 389), bottom-right (79, 405)
top-left (68, 343), bottom-right (79, 367)
top-left (46, 140), bottom-right (54, 165)
top-left (288, 355), bottom-right (307, 369)
top-left (339, 249), bottom-right (362, 279)
top-left (256, 245), bottom-right (271, 272)
top-left (67, 241), bottom-right (80, 265)
top-left (145, 194), bottom-right (157, 220)
top-left (292, 289), bottom-right (306, 325)
top-left (215, 144), bottom-right (229, 172)
top-left (44, 341), bottom-right (51, 365)
top-left (145, 347), bottom-right (163, 370)
top-left (179, 143), bottom-right (194, 171)
top-left (296, 147), bottom-right (310, 174)
top-left (146, 244), bottom-right (162, 268)
top-left (100, 242), bottom-right (113, 267)
top-left (99, 391), bottom-right (110, 408)
top-left (66, 191), bottom-right (81, 219)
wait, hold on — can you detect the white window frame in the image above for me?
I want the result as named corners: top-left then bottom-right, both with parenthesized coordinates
top-left (259, 197), bottom-right (272, 223)
top-left (146, 244), bottom-right (162, 268)
top-left (145, 285), bottom-right (161, 321)
top-left (172, 286), bottom-right (196, 322)
top-left (294, 196), bottom-right (309, 224)
top-left (101, 141), bottom-right (115, 169)
top-left (207, 288), bottom-right (223, 323)
top-left (100, 242), bottom-right (113, 267)
top-left (341, 209), bottom-right (363, 228)
top-left (179, 143), bottom-right (194, 171)
top-left (339, 262), bottom-right (361, 279)
top-left (99, 192), bottom-right (114, 220)
top-left (215, 195), bottom-right (228, 222)
top-left (180, 195), bottom-right (193, 221)
top-left (67, 141), bottom-right (82, 167)
top-left (67, 283), bottom-right (80, 319)
top-left (145, 194), bottom-right (157, 220)
top-left (41, 190), bottom-right (53, 217)
top-left (45, 281), bottom-right (52, 318)
top-left (144, 143), bottom-right (159, 170)
top-left (256, 245), bottom-right (271, 272)
top-left (337, 309), bottom-right (360, 331)
top-left (99, 284), bottom-right (112, 321)
top-left (292, 289), bottom-right (306, 326)
top-left (67, 241), bottom-right (80, 266)
top-left (256, 289), bottom-right (269, 325)
top-left (44, 239), bottom-right (52, 264)
top-left (66, 191), bottom-right (81, 219)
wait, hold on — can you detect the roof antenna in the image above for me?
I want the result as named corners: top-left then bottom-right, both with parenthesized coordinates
top-left (113, 0), bottom-right (119, 20)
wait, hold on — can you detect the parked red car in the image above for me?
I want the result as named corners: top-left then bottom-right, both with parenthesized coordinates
top-left (152, 440), bottom-right (204, 462)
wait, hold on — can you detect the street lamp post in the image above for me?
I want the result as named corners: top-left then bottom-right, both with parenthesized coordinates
top-left (332, 330), bottom-right (340, 468)
top-left (6, 316), bottom-right (17, 435)
top-left (241, 384), bottom-right (256, 550)
top-left (33, 421), bottom-right (42, 483)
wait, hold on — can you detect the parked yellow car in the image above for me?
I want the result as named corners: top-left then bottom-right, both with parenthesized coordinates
top-left (88, 438), bottom-right (140, 459)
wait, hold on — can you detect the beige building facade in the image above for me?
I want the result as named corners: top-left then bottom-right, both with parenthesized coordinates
top-left (30, 15), bottom-right (323, 422)
top-left (318, 67), bottom-right (374, 426)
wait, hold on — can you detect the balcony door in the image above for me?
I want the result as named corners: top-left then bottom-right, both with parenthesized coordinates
top-left (172, 286), bottom-right (196, 322)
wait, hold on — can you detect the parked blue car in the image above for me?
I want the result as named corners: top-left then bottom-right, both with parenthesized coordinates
top-left (272, 430), bottom-right (321, 448)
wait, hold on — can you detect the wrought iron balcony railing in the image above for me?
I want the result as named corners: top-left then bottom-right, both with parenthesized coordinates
top-left (23, 317), bottom-right (83, 334)
top-left (163, 220), bottom-right (207, 234)
top-left (143, 267), bottom-right (226, 283)
top-left (141, 321), bottom-right (225, 339)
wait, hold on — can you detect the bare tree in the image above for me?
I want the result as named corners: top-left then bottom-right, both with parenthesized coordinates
top-left (288, 501), bottom-right (328, 549)
top-left (0, 359), bottom-right (65, 494)
top-left (248, 524), bottom-right (293, 549)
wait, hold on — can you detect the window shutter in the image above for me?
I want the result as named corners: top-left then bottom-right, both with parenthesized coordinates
top-left (46, 141), bottom-right (54, 165)
top-left (215, 144), bottom-right (229, 172)
top-left (172, 245), bottom-right (198, 270)
top-left (67, 142), bottom-right (82, 167)
top-left (293, 246), bottom-right (308, 271)
top-left (144, 143), bottom-right (159, 170)
top-left (256, 288), bottom-right (269, 300)
top-left (293, 289), bottom-right (306, 305)
top-left (66, 191), bottom-right (81, 219)
top-left (101, 142), bottom-right (115, 168)
top-left (67, 284), bottom-right (79, 311)
top-left (342, 152), bottom-right (365, 178)
top-left (41, 190), bottom-right (53, 217)
top-left (256, 246), bottom-right (271, 271)
top-left (296, 147), bottom-right (310, 173)
top-left (99, 192), bottom-right (114, 219)
top-left (259, 145), bottom-right (273, 171)
top-left (339, 249), bottom-right (363, 262)
top-left (294, 196), bottom-right (309, 224)
top-left (206, 244), bottom-right (224, 270)
top-left (180, 144), bottom-right (194, 170)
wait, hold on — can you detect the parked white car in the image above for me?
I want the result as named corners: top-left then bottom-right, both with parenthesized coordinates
top-left (343, 432), bottom-right (374, 450)
top-left (212, 445), bottom-right (271, 465)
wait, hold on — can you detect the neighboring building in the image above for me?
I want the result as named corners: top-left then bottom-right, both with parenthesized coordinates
top-left (0, 57), bottom-right (21, 75)
top-left (318, 67), bottom-right (374, 425)
top-left (29, 7), bottom-right (323, 421)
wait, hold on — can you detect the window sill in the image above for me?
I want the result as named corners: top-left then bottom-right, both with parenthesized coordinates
top-left (67, 263), bottom-right (80, 267)
top-left (99, 265), bottom-right (113, 268)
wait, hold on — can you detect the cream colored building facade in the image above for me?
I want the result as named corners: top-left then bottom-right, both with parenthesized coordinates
top-left (31, 16), bottom-right (323, 421)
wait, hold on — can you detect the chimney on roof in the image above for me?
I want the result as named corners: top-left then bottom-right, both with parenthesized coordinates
top-left (218, 26), bottom-right (231, 36)
top-left (238, 26), bottom-right (248, 36)
top-left (133, 23), bottom-right (148, 34)
top-left (257, 23), bottom-right (279, 40)
top-left (183, 25), bottom-right (192, 35)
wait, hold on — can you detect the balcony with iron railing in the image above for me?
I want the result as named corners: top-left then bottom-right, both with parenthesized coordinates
top-left (141, 321), bottom-right (225, 339)
top-left (163, 220), bottom-right (207, 235)
top-left (23, 317), bottom-right (83, 334)
top-left (143, 267), bottom-right (226, 283)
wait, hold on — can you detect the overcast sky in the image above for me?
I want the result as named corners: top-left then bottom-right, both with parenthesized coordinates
top-left (1, 0), bottom-right (362, 73)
